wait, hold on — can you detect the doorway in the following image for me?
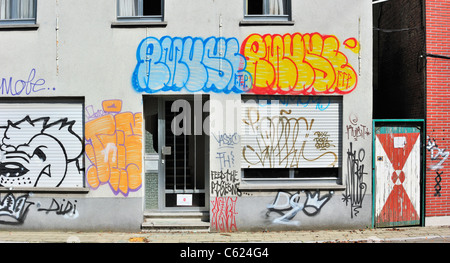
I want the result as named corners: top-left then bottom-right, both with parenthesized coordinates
top-left (144, 95), bottom-right (209, 211)
top-left (373, 120), bottom-right (424, 227)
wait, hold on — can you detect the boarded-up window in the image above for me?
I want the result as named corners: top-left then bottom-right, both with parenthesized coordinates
top-left (241, 96), bottom-right (341, 178)
top-left (0, 100), bottom-right (84, 188)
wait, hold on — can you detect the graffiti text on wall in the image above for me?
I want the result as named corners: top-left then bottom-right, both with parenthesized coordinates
top-left (426, 136), bottom-right (448, 197)
top-left (85, 100), bottom-right (143, 196)
top-left (37, 198), bottom-right (79, 219)
top-left (266, 190), bottom-right (333, 225)
top-left (242, 107), bottom-right (338, 168)
top-left (342, 142), bottom-right (367, 218)
top-left (210, 128), bottom-right (241, 231)
top-left (241, 33), bottom-right (358, 95)
top-left (211, 169), bottom-right (241, 197)
top-left (0, 193), bottom-right (78, 225)
top-left (132, 36), bottom-right (252, 94)
top-left (346, 114), bottom-right (371, 141)
top-left (0, 116), bottom-right (83, 188)
top-left (1, 69), bottom-right (54, 96)
top-left (132, 33), bottom-right (359, 95)
top-left (211, 196), bottom-right (238, 232)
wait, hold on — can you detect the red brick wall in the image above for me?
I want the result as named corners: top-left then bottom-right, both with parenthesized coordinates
top-left (425, 0), bottom-right (450, 218)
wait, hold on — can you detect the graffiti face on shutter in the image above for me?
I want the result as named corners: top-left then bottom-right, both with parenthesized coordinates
top-left (0, 116), bottom-right (83, 188)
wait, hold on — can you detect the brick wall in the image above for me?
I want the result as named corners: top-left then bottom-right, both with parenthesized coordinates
top-left (425, 0), bottom-right (450, 217)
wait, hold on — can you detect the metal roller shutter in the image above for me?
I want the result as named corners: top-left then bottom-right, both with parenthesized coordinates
top-left (0, 101), bottom-right (84, 188)
top-left (241, 96), bottom-right (341, 169)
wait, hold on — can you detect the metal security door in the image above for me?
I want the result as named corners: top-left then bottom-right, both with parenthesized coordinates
top-left (374, 123), bottom-right (422, 227)
top-left (159, 97), bottom-right (209, 210)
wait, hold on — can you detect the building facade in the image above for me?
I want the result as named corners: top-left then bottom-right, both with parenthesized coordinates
top-left (0, 0), bottom-right (373, 231)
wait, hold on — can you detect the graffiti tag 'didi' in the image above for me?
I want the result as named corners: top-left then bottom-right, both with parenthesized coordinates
top-left (133, 33), bottom-right (359, 95)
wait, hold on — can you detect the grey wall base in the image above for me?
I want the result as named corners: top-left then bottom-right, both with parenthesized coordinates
top-left (0, 196), bottom-right (142, 232)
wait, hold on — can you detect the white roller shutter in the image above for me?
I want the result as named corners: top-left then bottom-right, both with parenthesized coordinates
top-left (0, 101), bottom-right (84, 188)
top-left (241, 96), bottom-right (341, 169)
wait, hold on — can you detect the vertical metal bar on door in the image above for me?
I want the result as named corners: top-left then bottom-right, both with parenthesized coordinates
top-left (173, 115), bottom-right (176, 191)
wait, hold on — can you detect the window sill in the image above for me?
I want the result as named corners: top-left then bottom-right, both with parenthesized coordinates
top-left (0, 23), bottom-right (39, 30)
top-left (239, 20), bottom-right (294, 26)
top-left (239, 178), bottom-right (346, 191)
top-left (111, 21), bottom-right (167, 28)
top-left (0, 187), bottom-right (90, 193)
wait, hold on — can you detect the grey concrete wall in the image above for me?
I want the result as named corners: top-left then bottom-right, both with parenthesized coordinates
top-left (0, 193), bottom-right (142, 231)
top-left (236, 193), bottom-right (373, 231)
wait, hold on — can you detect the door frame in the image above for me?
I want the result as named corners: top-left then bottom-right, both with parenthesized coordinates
top-left (157, 95), bottom-right (210, 212)
top-left (372, 119), bottom-right (425, 228)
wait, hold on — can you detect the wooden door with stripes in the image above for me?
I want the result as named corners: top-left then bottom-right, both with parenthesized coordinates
top-left (374, 124), bottom-right (422, 227)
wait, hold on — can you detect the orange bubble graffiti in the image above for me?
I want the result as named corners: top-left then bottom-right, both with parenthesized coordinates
top-left (85, 103), bottom-right (142, 196)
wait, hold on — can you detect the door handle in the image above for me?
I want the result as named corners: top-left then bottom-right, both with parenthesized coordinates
top-left (162, 146), bottom-right (172, 155)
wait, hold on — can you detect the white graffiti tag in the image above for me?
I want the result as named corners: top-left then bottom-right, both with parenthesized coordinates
top-left (266, 191), bottom-right (332, 226)
top-left (427, 136), bottom-right (449, 170)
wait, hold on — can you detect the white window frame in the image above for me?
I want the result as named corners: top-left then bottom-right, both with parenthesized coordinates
top-left (0, 0), bottom-right (37, 25)
top-left (116, 0), bottom-right (163, 22)
top-left (244, 0), bottom-right (291, 22)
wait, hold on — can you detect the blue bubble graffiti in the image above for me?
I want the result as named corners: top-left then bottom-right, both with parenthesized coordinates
top-left (132, 36), bottom-right (252, 94)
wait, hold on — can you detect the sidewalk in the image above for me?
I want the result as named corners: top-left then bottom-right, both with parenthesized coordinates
top-left (0, 226), bottom-right (448, 243)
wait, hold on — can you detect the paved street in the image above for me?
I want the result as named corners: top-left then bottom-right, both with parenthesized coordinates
top-left (0, 225), bottom-right (448, 243)
top-left (2, 226), bottom-right (447, 262)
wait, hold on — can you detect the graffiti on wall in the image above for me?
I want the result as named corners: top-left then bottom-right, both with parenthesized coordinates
top-left (211, 131), bottom-right (241, 197)
top-left (0, 193), bottom-right (78, 225)
top-left (266, 190), bottom-right (333, 226)
top-left (85, 100), bottom-right (143, 196)
top-left (256, 95), bottom-right (332, 111)
top-left (132, 36), bottom-right (252, 94)
top-left (426, 136), bottom-right (448, 197)
top-left (211, 169), bottom-right (241, 197)
top-left (346, 114), bottom-right (371, 141)
top-left (314, 131), bottom-right (335, 151)
top-left (342, 142), bottom-right (367, 218)
top-left (241, 33), bottom-right (358, 95)
top-left (37, 198), bottom-right (79, 219)
top-left (0, 68), bottom-right (55, 96)
top-left (210, 130), bottom-right (241, 232)
top-left (241, 106), bottom-right (338, 168)
top-left (211, 196), bottom-right (238, 232)
top-left (0, 193), bottom-right (34, 225)
top-left (132, 32), bottom-right (359, 95)
top-left (0, 116), bottom-right (83, 188)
